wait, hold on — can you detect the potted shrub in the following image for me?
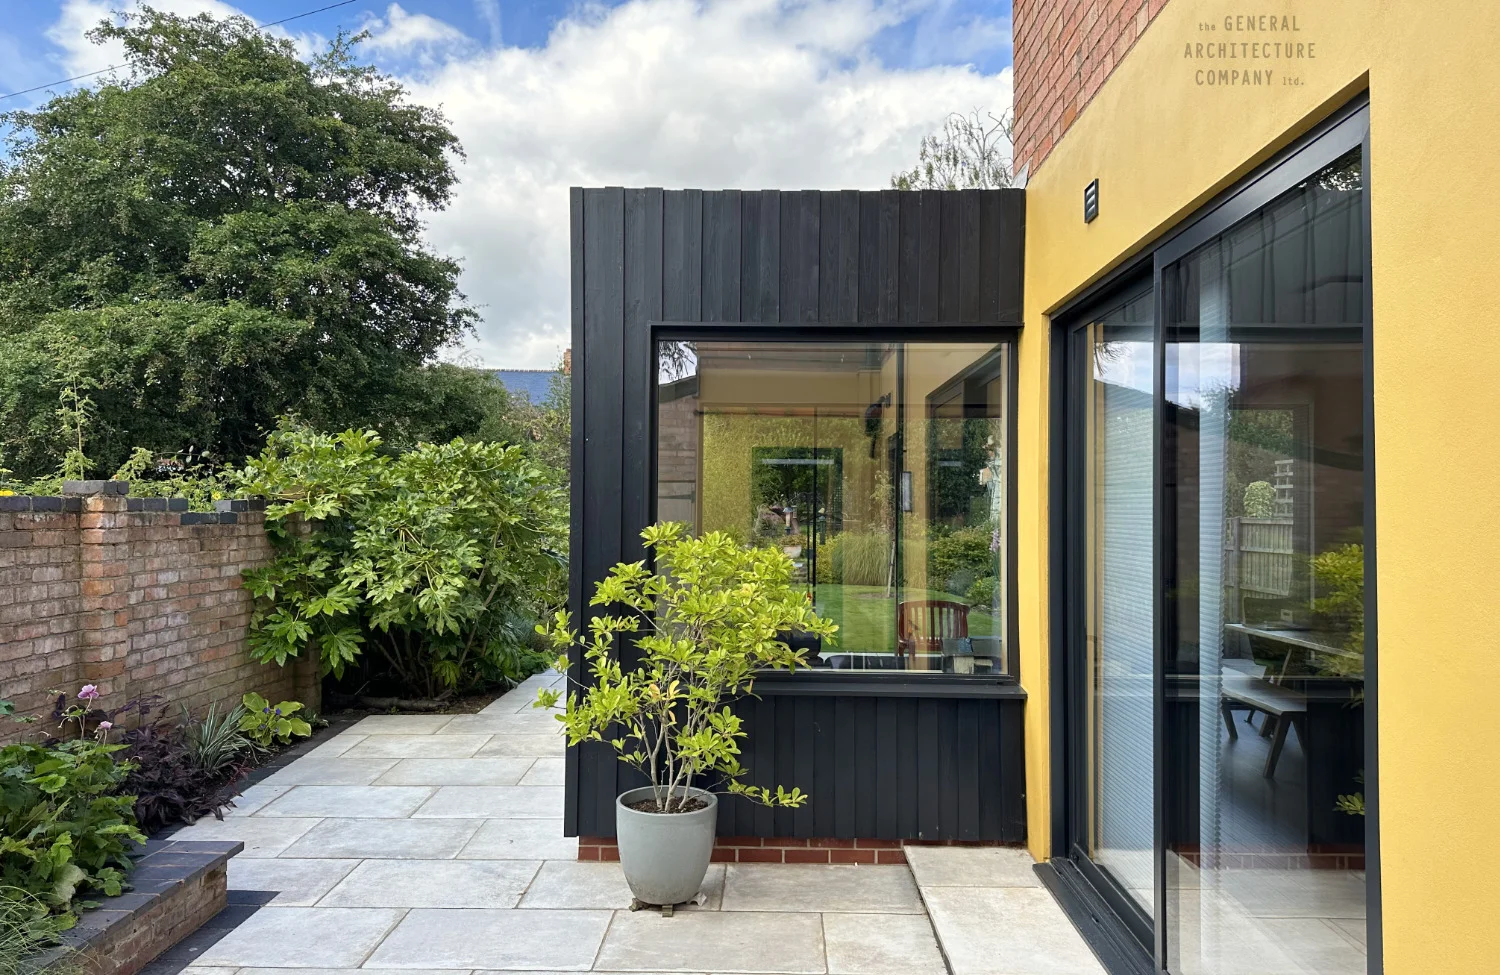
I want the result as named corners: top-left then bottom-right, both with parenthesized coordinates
top-left (537, 522), bottom-right (837, 912)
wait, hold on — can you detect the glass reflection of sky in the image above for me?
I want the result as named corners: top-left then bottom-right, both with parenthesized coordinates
top-left (1097, 341), bottom-right (1244, 412)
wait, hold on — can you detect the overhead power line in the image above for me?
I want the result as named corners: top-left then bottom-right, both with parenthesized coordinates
top-left (0, 0), bottom-right (361, 102)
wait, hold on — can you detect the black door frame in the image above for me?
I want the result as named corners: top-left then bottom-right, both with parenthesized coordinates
top-left (1040, 92), bottom-right (1378, 975)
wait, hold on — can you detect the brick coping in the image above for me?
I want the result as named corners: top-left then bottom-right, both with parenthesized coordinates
top-left (26, 839), bottom-right (241, 975)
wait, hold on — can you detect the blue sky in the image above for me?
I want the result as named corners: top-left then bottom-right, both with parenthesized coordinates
top-left (1, 1), bottom-right (1015, 368)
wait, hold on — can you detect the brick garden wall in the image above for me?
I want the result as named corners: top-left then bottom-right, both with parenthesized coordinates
top-left (1012, 0), bottom-right (1173, 178)
top-left (0, 483), bottom-right (317, 740)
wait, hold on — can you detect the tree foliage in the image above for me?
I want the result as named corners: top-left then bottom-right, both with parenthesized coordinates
top-left (0, 7), bottom-right (481, 478)
top-left (537, 523), bottom-right (837, 812)
top-left (891, 108), bottom-right (1014, 190)
top-left (238, 421), bottom-right (568, 698)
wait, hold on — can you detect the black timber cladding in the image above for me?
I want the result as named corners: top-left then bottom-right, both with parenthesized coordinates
top-left (568, 187), bottom-right (1026, 841)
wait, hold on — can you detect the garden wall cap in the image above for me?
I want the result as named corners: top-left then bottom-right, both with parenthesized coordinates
top-left (62, 479), bottom-right (131, 496)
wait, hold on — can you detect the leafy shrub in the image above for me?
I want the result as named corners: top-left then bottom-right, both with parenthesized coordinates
top-left (0, 737), bottom-right (144, 922)
top-left (539, 523), bottom-right (836, 811)
top-left (238, 695), bottom-right (311, 749)
top-left (238, 421), bottom-right (568, 697)
top-left (965, 575), bottom-right (998, 609)
top-left (1242, 480), bottom-right (1276, 518)
top-left (927, 524), bottom-right (995, 595)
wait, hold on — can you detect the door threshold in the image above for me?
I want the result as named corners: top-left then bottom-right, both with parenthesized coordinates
top-left (1035, 859), bottom-right (1155, 975)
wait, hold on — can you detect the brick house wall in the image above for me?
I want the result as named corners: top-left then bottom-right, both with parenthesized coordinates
top-left (1012, 0), bottom-right (1173, 179)
top-left (0, 486), bottom-right (317, 741)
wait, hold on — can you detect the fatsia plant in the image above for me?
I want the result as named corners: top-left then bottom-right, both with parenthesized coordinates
top-left (537, 523), bottom-right (837, 813)
top-left (238, 420), bottom-right (567, 697)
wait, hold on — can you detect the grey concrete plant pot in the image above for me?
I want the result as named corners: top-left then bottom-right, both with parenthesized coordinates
top-left (616, 785), bottom-right (718, 911)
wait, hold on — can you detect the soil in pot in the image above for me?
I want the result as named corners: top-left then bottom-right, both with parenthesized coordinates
top-left (624, 796), bottom-right (710, 813)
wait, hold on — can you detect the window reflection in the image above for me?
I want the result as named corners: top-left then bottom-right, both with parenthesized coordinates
top-left (1164, 149), bottom-right (1367, 974)
top-left (655, 340), bottom-right (1011, 675)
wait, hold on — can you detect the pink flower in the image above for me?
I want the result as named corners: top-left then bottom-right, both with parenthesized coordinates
top-left (98, 721), bottom-right (112, 731)
top-left (78, 685), bottom-right (99, 701)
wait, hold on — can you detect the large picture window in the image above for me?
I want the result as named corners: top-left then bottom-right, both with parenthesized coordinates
top-left (656, 337), bottom-right (1014, 676)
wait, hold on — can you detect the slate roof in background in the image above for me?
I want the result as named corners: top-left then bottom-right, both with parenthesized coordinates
top-left (493, 369), bottom-right (558, 403)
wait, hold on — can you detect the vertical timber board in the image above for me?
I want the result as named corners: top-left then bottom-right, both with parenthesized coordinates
top-left (918, 189), bottom-right (942, 323)
top-left (684, 189), bottom-right (703, 322)
top-left (798, 190), bottom-right (820, 322)
top-left (836, 190), bottom-right (860, 323)
top-left (956, 699), bottom-right (981, 840)
top-left (663, 190), bottom-right (684, 321)
top-left (566, 188), bottom-right (584, 836)
top-left (996, 190), bottom-right (1025, 323)
top-left (757, 191), bottom-right (782, 324)
top-left (703, 190), bottom-right (741, 323)
top-left (858, 191), bottom-right (880, 323)
top-left (740, 191), bottom-right (763, 322)
top-left (898, 192), bottom-right (921, 324)
top-left (938, 192), bottom-right (962, 323)
top-left (880, 190), bottom-right (902, 323)
top-left (958, 189), bottom-right (982, 323)
top-left (622, 188), bottom-right (661, 566)
top-left (818, 192), bottom-right (840, 323)
top-left (979, 191), bottom-right (1003, 322)
top-left (580, 187), bottom-right (626, 834)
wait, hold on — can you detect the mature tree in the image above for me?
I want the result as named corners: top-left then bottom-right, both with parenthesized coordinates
top-left (0, 8), bottom-right (480, 477)
top-left (891, 108), bottom-right (1014, 190)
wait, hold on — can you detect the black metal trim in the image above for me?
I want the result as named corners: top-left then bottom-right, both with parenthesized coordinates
top-left (751, 672), bottom-right (1027, 699)
top-left (1359, 113), bottom-right (1383, 975)
top-left (1036, 860), bottom-right (1155, 975)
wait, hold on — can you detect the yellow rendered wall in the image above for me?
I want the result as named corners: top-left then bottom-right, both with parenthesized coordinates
top-left (1015, 1), bottom-right (1500, 970)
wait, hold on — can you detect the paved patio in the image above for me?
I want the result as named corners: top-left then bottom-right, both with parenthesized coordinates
top-left (169, 672), bottom-right (1102, 975)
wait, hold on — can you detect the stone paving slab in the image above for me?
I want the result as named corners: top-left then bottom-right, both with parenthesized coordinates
top-left (174, 816), bottom-right (322, 857)
top-left (344, 735), bottom-right (494, 759)
top-left (259, 785), bottom-right (435, 819)
top-left (457, 819), bottom-right (579, 861)
top-left (414, 786), bottom-right (564, 819)
top-left (282, 818), bottom-right (483, 859)
top-left (475, 735), bottom-right (568, 758)
top-left (519, 862), bottom-right (724, 911)
top-left (260, 758), bottom-right (401, 787)
top-left (320, 859), bottom-right (543, 908)
top-left (375, 758), bottom-right (538, 786)
top-left (367, 908), bottom-right (614, 970)
top-left (228, 857), bottom-right (358, 905)
top-left (821, 912), bottom-right (948, 975)
top-left (594, 910), bottom-right (826, 974)
top-left (721, 864), bottom-right (924, 914)
top-left (197, 907), bottom-right (406, 968)
top-left (921, 886), bottom-right (1105, 975)
top-left (349, 715), bottom-right (457, 735)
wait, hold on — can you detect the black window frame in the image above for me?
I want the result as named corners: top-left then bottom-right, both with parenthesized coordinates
top-left (650, 321), bottom-right (1023, 694)
top-left (1039, 92), bottom-right (1378, 975)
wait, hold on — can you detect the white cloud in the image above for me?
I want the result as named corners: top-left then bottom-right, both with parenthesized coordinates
top-left (411, 0), bottom-right (1013, 368)
top-left (361, 3), bottom-right (472, 58)
top-left (48, 0), bottom-right (323, 81)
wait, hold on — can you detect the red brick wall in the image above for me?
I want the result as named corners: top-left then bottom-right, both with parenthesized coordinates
top-left (578, 836), bottom-right (1022, 865)
top-left (1012, 0), bottom-right (1173, 178)
top-left (0, 490), bottom-right (317, 740)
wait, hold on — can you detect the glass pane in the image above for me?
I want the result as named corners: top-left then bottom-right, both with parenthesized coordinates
top-left (656, 339), bottom-right (1009, 675)
top-left (1163, 149), bottom-right (1367, 974)
top-left (1083, 289), bottom-right (1157, 917)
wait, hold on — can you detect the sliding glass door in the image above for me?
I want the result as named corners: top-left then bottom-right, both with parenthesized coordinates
top-left (1057, 102), bottom-right (1373, 975)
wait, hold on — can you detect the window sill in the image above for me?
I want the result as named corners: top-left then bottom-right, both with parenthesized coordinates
top-left (750, 670), bottom-right (1026, 699)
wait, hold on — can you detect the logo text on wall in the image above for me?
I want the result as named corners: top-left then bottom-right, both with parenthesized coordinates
top-left (1184, 15), bottom-right (1316, 88)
